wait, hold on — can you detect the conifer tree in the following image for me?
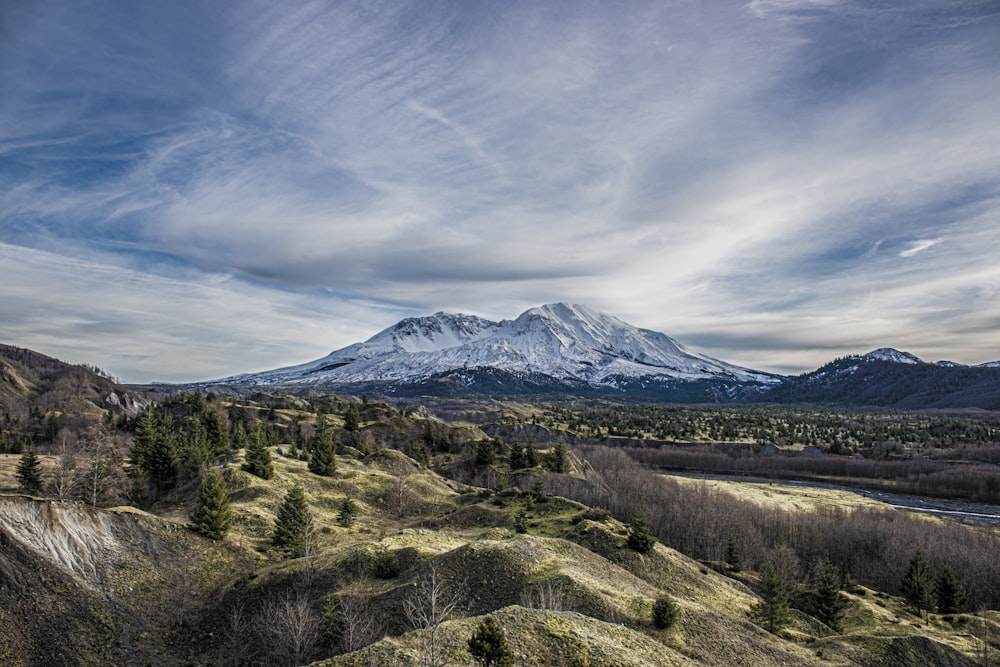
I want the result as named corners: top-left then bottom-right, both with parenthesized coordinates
top-left (273, 484), bottom-right (314, 557)
top-left (524, 441), bottom-right (539, 467)
top-left (545, 439), bottom-right (568, 473)
top-left (308, 418), bottom-right (337, 476)
top-left (475, 438), bottom-right (495, 465)
top-left (343, 405), bottom-right (361, 432)
top-left (508, 444), bottom-right (524, 470)
top-left (242, 421), bottom-right (274, 480)
top-left (15, 448), bottom-right (43, 494)
top-left (725, 536), bottom-right (742, 572)
top-left (468, 615), bottom-right (514, 667)
top-left (811, 560), bottom-right (846, 631)
top-left (627, 512), bottom-right (657, 554)
top-left (190, 470), bottom-right (232, 541)
top-left (752, 566), bottom-right (792, 634)
top-left (936, 565), bottom-right (966, 614)
top-left (337, 495), bottom-right (357, 528)
top-left (901, 551), bottom-right (936, 614)
top-left (652, 595), bottom-right (679, 630)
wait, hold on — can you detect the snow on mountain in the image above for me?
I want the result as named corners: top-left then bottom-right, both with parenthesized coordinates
top-left (214, 303), bottom-right (779, 389)
top-left (977, 361), bottom-right (1000, 368)
top-left (862, 348), bottom-right (924, 365)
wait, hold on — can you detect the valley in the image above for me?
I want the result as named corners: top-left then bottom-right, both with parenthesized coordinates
top-left (2, 343), bottom-right (1000, 665)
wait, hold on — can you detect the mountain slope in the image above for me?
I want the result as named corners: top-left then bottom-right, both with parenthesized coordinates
top-left (209, 303), bottom-right (780, 399)
top-left (759, 348), bottom-right (1000, 409)
top-left (0, 344), bottom-right (146, 450)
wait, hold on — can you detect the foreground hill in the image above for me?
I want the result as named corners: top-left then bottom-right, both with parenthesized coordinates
top-left (1, 397), bottom-right (997, 666)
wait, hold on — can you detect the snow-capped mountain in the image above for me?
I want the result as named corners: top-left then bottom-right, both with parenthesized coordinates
top-left (211, 303), bottom-right (779, 396)
top-left (862, 348), bottom-right (923, 365)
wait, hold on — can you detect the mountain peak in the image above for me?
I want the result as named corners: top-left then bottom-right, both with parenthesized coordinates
top-left (863, 348), bottom-right (924, 364)
top-left (210, 304), bottom-right (780, 393)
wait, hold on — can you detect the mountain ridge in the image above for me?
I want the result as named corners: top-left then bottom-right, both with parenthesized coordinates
top-left (210, 303), bottom-right (780, 398)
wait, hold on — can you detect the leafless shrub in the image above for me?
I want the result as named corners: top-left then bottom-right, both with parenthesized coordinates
top-left (520, 581), bottom-right (568, 611)
top-left (260, 590), bottom-right (322, 667)
top-left (326, 593), bottom-right (382, 654)
top-left (403, 564), bottom-right (465, 667)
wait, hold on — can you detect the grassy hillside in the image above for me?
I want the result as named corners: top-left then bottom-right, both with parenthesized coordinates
top-left (0, 394), bottom-right (997, 666)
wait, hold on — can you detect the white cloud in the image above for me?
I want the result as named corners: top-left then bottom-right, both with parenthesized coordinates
top-left (899, 238), bottom-right (942, 258)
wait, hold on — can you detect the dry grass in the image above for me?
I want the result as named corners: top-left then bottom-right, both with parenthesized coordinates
top-left (669, 475), bottom-right (894, 515)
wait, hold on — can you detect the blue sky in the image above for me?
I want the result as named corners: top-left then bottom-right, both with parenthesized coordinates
top-left (1, 0), bottom-right (998, 382)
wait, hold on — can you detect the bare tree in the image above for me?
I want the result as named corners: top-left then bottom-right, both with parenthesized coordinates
top-left (404, 564), bottom-right (465, 667)
top-left (220, 602), bottom-right (255, 667)
top-left (327, 593), bottom-right (382, 654)
top-left (262, 590), bottom-right (322, 666)
top-left (47, 429), bottom-right (79, 500)
top-left (520, 580), bottom-right (568, 611)
top-left (78, 424), bottom-right (128, 507)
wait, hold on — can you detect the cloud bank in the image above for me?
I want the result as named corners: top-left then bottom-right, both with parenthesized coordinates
top-left (1, 0), bottom-right (998, 380)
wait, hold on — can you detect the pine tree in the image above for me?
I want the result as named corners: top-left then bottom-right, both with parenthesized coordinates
top-left (475, 438), bottom-right (495, 465)
top-left (811, 560), bottom-right (846, 631)
top-left (752, 567), bottom-right (792, 634)
top-left (343, 405), bottom-right (361, 432)
top-left (308, 418), bottom-right (337, 476)
top-left (545, 439), bottom-right (568, 473)
top-left (724, 536), bottom-right (742, 572)
top-left (901, 551), bottom-right (936, 614)
top-left (627, 512), bottom-right (657, 554)
top-left (337, 495), bottom-right (357, 528)
top-left (467, 615), bottom-right (514, 667)
top-left (524, 441), bottom-right (539, 467)
top-left (936, 565), bottom-right (966, 614)
top-left (15, 449), bottom-right (43, 494)
top-left (242, 421), bottom-right (274, 480)
top-left (190, 470), bottom-right (232, 541)
top-left (273, 484), bottom-right (314, 557)
top-left (508, 444), bottom-right (525, 470)
top-left (652, 594), bottom-right (679, 630)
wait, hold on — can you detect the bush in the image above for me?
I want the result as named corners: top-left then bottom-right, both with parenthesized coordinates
top-left (652, 595), bottom-right (678, 629)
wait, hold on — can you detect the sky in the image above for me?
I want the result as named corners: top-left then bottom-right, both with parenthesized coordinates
top-left (1, 0), bottom-right (999, 383)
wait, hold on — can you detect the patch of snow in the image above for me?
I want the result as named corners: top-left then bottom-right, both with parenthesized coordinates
top-left (862, 348), bottom-right (924, 365)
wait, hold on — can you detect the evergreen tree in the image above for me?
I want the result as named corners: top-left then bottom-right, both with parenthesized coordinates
top-left (308, 418), bottom-right (337, 476)
top-left (508, 444), bottom-right (525, 470)
top-left (652, 595), bottom-right (679, 630)
top-left (724, 536), bottom-right (742, 572)
top-left (467, 615), bottom-right (514, 667)
top-left (475, 438), bottom-right (495, 465)
top-left (513, 508), bottom-right (528, 534)
top-left (133, 412), bottom-right (178, 503)
top-left (901, 551), bottom-right (936, 614)
top-left (627, 512), bottom-right (657, 554)
top-left (936, 565), bottom-right (966, 614)
top-left (752, 567), bottom-right (792, 634)
top-left (242, 421), bottom-right (274, 480)
top-left (343, 405), bottom-right (361, 432)
top-left (337, 495), bottom-right (358, 528)
top-left (273, 484), bottom-right (314, 557)
top-left (189, 470), bottom-right (232, 540)
top-left (15, 449), bottom-right (43, 494)
top-left (545, 439), bottom-right (568, 473)
top-left (202, 408), bottom-right (228, 455)
top-left (811, 560), bottom-right (846, 631)
top-left (524, 441), bottom-right (539, 467)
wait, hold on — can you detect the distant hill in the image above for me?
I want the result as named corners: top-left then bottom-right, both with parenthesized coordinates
top-left (759, 348), bottom-right (1000, 409)
top-left (0, 344), bottom-right (145, 450)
